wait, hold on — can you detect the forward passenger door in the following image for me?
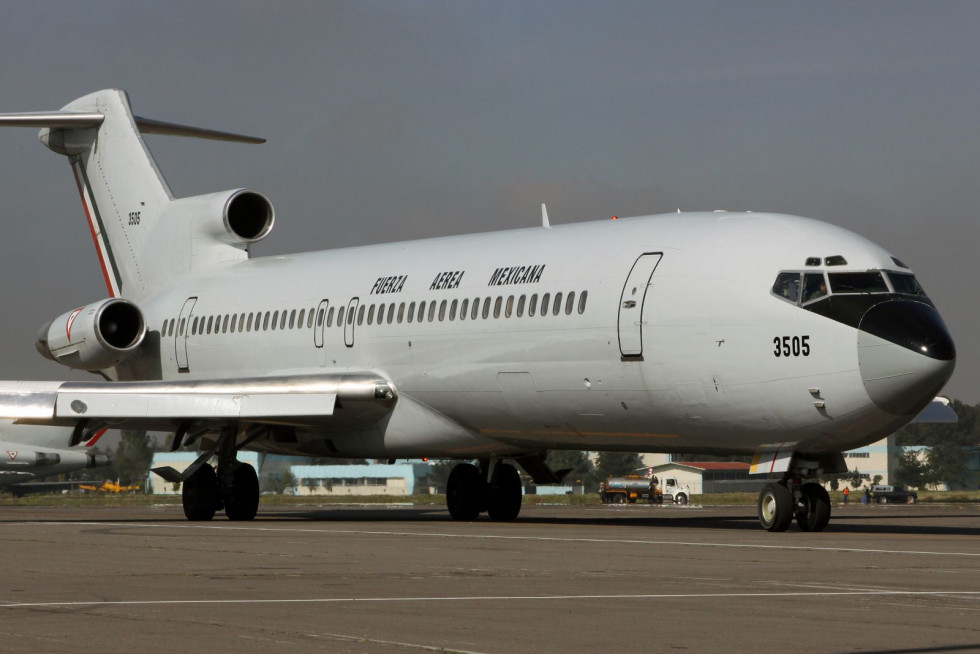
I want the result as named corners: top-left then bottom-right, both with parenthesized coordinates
top-left (618, 253), bottom-right (662, 357)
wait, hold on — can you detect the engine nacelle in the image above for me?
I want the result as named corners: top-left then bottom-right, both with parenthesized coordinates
top-left (168, 188), bottom-right (275, 247)
top-left (36, 298), bottom-right (146, 371)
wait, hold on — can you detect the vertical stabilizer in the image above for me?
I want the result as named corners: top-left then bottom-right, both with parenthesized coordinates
top-left (0, 89), bottom-right (266, 301)
top-left (44, 90), bottom-right (173, 299)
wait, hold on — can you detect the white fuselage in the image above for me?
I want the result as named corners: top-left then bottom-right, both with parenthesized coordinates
top-left (123, 211), bottom-right (945, 459)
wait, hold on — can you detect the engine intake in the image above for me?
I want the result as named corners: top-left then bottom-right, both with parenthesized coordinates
top-left (36, 298), bottom-right (146, 371)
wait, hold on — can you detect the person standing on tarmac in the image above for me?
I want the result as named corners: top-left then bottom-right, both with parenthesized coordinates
top-left (843, 486), bottom-right (850, 503)
top-left (865, 486), bottom-right (871, 504)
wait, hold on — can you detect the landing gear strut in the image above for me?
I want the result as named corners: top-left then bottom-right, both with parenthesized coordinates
top-left (757, 479), bottom-right (831, 532)
top-left (180, 428), bottom-right (260, 521)
top-left (446, 460), bottom-right (523, 522)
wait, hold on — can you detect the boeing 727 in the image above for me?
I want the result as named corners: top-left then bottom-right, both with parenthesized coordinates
top-left (0, 90), bottom-right (955, 531)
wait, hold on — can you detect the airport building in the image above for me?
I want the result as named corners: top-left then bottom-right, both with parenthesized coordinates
top-left (290, 462), bottom-right (431, 496)
top-left (149, 452), bottom-right (433, 496)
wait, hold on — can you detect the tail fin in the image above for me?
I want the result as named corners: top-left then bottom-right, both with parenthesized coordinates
top-left (0, 89), bottom-right (264, 300)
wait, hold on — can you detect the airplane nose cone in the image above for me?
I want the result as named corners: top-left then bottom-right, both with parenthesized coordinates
top-left (858, 300), bottom-right (955, 415)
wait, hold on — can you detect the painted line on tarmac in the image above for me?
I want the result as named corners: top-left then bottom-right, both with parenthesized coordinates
top-left (3, 589), bottom-right (980, 609)
top-left (15, 521), bottom-right (980, 558)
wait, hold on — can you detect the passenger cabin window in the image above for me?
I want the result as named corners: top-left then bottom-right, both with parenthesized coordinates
top-left (829, 272), bottom-right (888, 294)
top-left (578, 291), bottom-right (588, 314)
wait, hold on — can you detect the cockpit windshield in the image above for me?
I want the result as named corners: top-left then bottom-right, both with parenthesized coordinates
top-left (772, 268), bottom-right (931, 306)
top-left (828, 272), bottom-right (888, 294)
top-left (888, 272), bottom-right (927, 296)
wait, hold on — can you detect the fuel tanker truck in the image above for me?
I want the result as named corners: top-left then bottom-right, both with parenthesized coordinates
top-left (599, 475), bottom-right (660, 504)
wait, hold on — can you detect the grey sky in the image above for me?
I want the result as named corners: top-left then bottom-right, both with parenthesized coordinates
top-left (1, 1), bottom-right (978, 402)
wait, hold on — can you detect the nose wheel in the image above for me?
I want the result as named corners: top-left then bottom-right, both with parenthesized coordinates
top-left (757, 480), bottom-right (831, 532)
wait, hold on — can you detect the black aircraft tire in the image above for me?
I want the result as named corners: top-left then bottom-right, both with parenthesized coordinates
top-left (486, 463), bottom-right (522, 522)
top-left (224, 463), bottom-right (260, 521)
top-left (447, 463), bottom-right (483, 521)
top-left (796, 484), bottom-right (831, 532)
top-left (758, 482), bottom-right (793, 532)
top-left (183, 464), bottom-right (218, 521)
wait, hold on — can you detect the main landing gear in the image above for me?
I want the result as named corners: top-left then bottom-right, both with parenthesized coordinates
top-left (181, 430), bottom-right (260, 522)
top-left (757, 479), bottom-right (831, 532)
top-left (446, 460), bottom-right (523, 522)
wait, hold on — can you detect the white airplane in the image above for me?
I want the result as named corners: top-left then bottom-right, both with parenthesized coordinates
top-left (0, 89), bottom-right (955, 531)
top-left (0, 420), bottom-right (111, 496)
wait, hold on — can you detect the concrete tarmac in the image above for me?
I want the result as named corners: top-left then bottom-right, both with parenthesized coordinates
top-left (1, 501), bottom-right (979, 653)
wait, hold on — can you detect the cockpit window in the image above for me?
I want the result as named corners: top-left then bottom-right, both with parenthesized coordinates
top-left (888, 272), bottom-right (926, 296)
top-left (802, 272), bottom-right (828, 303)
top-left (772, 272), bottom-right (801, 303)
top-left (828, 272), bottom-right (888, 294)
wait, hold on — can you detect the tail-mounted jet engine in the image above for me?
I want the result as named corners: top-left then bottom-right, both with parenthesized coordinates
top-left (165, 188), bottom-right (275, 247)
top-left (35, 298), bottom-right (146, 371)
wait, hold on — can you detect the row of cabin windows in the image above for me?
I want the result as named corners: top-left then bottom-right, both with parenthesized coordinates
top-left (160, 290), bottom-right (588, 338)
top-left (161, 307), bottom-right (318, 339)
top-left (339, 290), bottom-right (588, 328)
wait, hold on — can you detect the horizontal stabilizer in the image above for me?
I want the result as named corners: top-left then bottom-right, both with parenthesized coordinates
top-left (133, 116), bottom-right (265, 144)
top-left (0, 110), bottom-right (264, 144)
top-left (0, 111), bottom-right (104, 128)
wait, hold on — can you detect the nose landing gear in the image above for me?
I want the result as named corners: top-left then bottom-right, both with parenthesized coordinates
top-left (757, 479), bottom-right (831, 532)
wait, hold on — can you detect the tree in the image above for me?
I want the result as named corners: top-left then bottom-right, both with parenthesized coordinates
top-left (926, 443), bottom-right (970, 490)
top-left (595, 452), bottom-right (644, 481)
top-left (115, 430), bottom-right (155, 486)
top-left (848, 467), bottom-right (864, 489)
top-left (893, 450), bottom-right (928, 489)
top-left (897, 399), bottom-right (979, 489)
top-left (279, 470), bottom-right (298, 494)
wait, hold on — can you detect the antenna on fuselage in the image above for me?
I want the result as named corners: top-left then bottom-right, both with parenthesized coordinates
top-left (542, 203), bottom-right (551, 229)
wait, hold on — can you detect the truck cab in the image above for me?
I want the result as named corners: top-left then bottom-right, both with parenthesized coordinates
top-left (661, 478), bottom-right (691, 505)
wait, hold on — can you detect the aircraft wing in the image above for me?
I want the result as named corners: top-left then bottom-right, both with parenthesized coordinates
top-left (0, 373), bottom-right (397, 438)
